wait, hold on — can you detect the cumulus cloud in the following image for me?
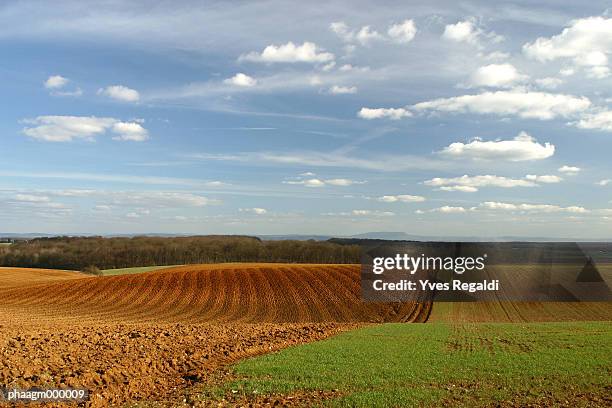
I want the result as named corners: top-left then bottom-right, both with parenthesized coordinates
top-left (22, 115), bottom-right (149, 142)
top-left (329, 85), bottom-right (357, 94)
top-left (284, 178), bottom-right (325, 187)
top-left (44, 75), bottom-right (82, 97)
top-left (357, 107), bottom-right (412, 120)
top-left (523, 16), bottom-right (611, 78)
top-left (558, 165), bottom-right (581, 174)
top-left (413, 90), bottom-right (591, 120)
top-left (438, 185), bottom-right (478, 193)
top-left (356, 26), bottom-right (383, 45)
top-left (431, 206), bottom-right (467, 213)
top-left (111, 122), bottom-right (149, 141)
top-left (597, 179), bottom-right (611, 186)
top-left (331, 20), bottom-right (416, 46)
top-left (240, 207), bottom-right (267, 215)
top-left (438, 132), bottom-right (555, 161)
top-left (572, 110), bottom-right (612, 132)
top-left (224, 73), bottom-right (257, 87)
top-left (387, 19), bottom-right (417, 43)
top-left (44, 75), bottom-right (69, 89)
top-left (424, 174), bottom-right (537, 192)
top-left (442, 19), bottom-right (502, 47)
top-left (525, 174), bottom-right (563, 183)
top-left (240, 42), bottom-right (334, 63)
top-left (330, 21), bottom-right (354, 42)
top-left (98, 85), bottom-right (140, 102)
top-left (479, 201), bottom-right (588, 213)
top-left (469, 64), bottom-right (528, 88)
top-left (377, 194), bottom-right (425, 203)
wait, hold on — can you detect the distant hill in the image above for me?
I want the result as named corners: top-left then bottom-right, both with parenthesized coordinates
top-left (2, 232), bottom-right (612, 242)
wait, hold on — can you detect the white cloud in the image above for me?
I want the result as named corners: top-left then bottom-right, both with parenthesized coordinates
top-left (126, 210), bottom-right (149, 219)
top-left (22, 116), bottom-right (115, 142)
top-left (44, 75), bottom-right (82, 97)
top-left (431, 206), bottom-right (467, 213)
top-left (439, 185), bottom-right (478, 193)
top-left (14, 194), bottom-right (50, 203)
top-left (240, 41), bottom-right (334, 63)
top-left (523, 16), bottom-right (611, 72)
top-left (470, 64), bottom-right (528, 88)
top-left (338, 64), bottom-right (369, 72)
top-left (535, 77), bottom-right (564, 89)
top-left (321, 61), bottom-right (336, 71)
top-left (329, 85), bottom-right (357, 94)
top-left (110, 192), bottom-right (213, 208)
top-left (585, 66), bottom-right (610, 79)
top-left (573, 110), bottom-right (612, 132)
top-left (387, 19), bottom-right (417, 44)
top-left (44, 75), bottom-right (69, 89)
top-left (356, 26), bottom-right (383, 45)
top-left (358, 107), bottom-right (412, 120)
top-left (439, 132), bottom-right (555, 161)
top-left (480, 201), bottom-right (588, 213)
top-left (331, 20), bottom-right (416, 46)
top-left (325, 178), bottom-right (363, 186)
top-left (558, 165), bottom-right (581, 174)
top-left (351, 210), bottom-right (394, 217)
top-left (443, 20), bottom-right (478, 43)
top-left (240, 207), bottom-right (267, 215)
top-left (424, 174), bottom-right (537, 192)
top-left (413, 90), bottom-right (591, 120)
top-left (597, 179), bottom-right (611, 186)
top-left (330, 21), bottom-right (354, 42)
top-left (284, 178), bottom-right (326, 187)
top-left (525, 174), bottom-right (563, 183)
top-left (284, 177), bottom-right (365, 187)
top-left (300, 171), bottom-right (316, 177)
top-left (111, 122), bottom-right (149, 141)
top-left (442, 19), bottom-right (502, 47)
top-left (224, 73), bottom-right (257, 87)
top-left (22, 116), bottom-right (149, 142)
top-left (98, 85), bottom-right (140, 102)
top-left (377, 194), bottom-right (425, 203)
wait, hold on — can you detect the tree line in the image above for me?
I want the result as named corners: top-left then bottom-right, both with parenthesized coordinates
top-left (0, 236), bottom-right (361, 271)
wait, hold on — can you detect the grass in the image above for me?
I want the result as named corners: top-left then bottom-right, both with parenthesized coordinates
top-left (100, 265), bottom-right (182, 276)
top-left (211, 322), bottom-right (612, 407)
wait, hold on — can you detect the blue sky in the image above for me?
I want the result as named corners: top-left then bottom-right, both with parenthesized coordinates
top-left (1, 0), bottom-right (611, 238)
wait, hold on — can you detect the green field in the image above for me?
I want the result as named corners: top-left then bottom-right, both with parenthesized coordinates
top-left (208, 322), bottom-right (612, 407)
top-left (100, 265), bottom-right (181, 276)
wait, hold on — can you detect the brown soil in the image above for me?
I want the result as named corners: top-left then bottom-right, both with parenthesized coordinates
top-left (0, 264), bottom-right (428, 407)
top-left (0, 264), bottom-right (424, 325)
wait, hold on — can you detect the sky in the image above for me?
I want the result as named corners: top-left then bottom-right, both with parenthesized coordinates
top-left (0, 0), bottom-right (611, 238)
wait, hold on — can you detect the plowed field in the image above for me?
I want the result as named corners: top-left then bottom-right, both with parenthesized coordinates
top-left (0, 264), bottom-right (427, 407)
top-left (0, 264), bottom-right (428, 325)
top-left (1, 264), bottom-right (609, 406)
